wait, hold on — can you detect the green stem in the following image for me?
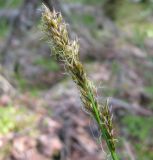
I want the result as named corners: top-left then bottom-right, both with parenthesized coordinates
top-left (88, 90), bottom-right (119, 160)
top-left (111, 151), bottom-right (119, 160)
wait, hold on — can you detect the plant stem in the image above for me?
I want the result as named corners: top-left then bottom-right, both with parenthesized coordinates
top-left (111, 151), bottom-right (119, 160)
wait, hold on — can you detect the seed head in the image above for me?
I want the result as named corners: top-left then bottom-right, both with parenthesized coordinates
top-left (41, 4), bottom-right (117, 155)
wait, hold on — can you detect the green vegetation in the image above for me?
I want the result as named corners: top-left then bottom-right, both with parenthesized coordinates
top-left (115, 0), bottom-right (153, 48)
top-left (64, 0), bottom-right (102, 5)
top-left (0, 0), bottom-right (22, 38)
top-left (0, 106), bottom-right (16, 134)
top-left (34, 58), bottom-right (60, 72)
top-left (123, 115), bottom-right (153, 141)
top-left (135, 143), bottom-right (153, 160)
top-left (28, 87), bottom-right (40, 97)
top-left (131, 23), bottom-right (153, 48)
top-left (0, 105), bottom-right (38, 159)
top-left (145, 86), bottom-right (153, 95)
top-left (0, 0), bottom-right (21, 8)
top-left (132, 27), bottom-right (147, 48)
top-left (145, 86), bottom-right (153, 109)
top-left (0, 20), bottom-right (9, 38)
top-left (0, 105), bottom-right (37, 135)
top-left (14, 73), bottom-right (46, 95)
top-left (122, 115), bottom-right (153, 159)
top-left (70, 12), bottom-right (96, 28)
top-left (14, 74), bottom-right (28, 91)
top-left (116, 1), bottom-right (144, 24)
top-left (13, 57), bottom-right (60, 91)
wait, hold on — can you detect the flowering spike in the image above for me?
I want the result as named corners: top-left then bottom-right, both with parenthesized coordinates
top-left (41, 5), bottom-right (119, 160)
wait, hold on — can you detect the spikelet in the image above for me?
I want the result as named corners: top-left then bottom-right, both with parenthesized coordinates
top-left (41, 4), bottom-right (118, 160)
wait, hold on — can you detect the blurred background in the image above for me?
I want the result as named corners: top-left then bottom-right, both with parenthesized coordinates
top-left (0, 0), bottom-right (153, 159)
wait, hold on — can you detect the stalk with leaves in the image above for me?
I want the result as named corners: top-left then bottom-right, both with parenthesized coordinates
top-left (41, 5), bottom-right (119, 160)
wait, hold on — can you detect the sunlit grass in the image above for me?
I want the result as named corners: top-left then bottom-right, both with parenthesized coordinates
top-left (0, 105), bottom-right (37, 135)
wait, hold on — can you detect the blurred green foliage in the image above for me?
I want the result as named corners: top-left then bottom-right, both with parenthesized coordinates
top-left (0, 20), bottom-right (9, 37)
top-left (29, 87), bottom-right (40, 97)
top-left (0, 107), bottom-right (16, 134)
top-left (132, 28), bottom-right (147, 48)
top-left (0, 0), bottom-right (21, 38)
top-left (122, 115), bottom-right (153, 159)
top-left (145, 86), bottom-right (153, 109)
top-left (116, 1), bottom-right (144, 23)
top-left (115, 0), bottom-right (153, 44)
top-left (145, 86), bottom-right (153, 95)
top-left (135, 143), bottom-right (153, 160)
top-left (123, 115), bottom-right (153, 141)
top-left (0, 0), bottom-right (21, 8)
top-left (14, 74), bottom-right (27, 91)
top-left (14, 73), bottom-right (48, 93)
top-left (64, 0), bottom-right (102, 4)
top-left (131, 23), bottom-right (153, 48)
top-left (0, 106), bottom-right (36, 135)
top-left (70, 12), bottom-right (96, 27)
top-left (34, 58), bottom-right (60, 72)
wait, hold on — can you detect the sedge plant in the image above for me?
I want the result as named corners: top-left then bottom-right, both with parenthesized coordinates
top-left (41, 4), bottom-right (119, 160)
